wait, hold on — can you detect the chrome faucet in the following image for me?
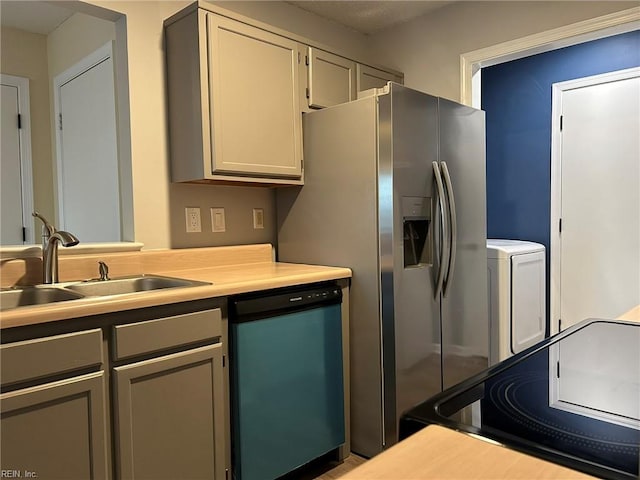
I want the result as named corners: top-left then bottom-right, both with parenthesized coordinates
top-left (32, 211), bottom-right (55, 251)
top-left (32, 212), bottom-right (79, 284)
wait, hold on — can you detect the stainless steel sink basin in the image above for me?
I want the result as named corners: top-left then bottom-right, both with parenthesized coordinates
top-left (0, 287), bottom-right (84, 311)
top-left (64, 275), bottom-right (209, 297)
top-left (0, 275), bottom-right (209, 311)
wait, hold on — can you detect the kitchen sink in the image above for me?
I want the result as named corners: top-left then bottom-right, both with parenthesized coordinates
top-left (64, 275), bottom-right (209, 297)
top-left (0, 275), bottom-right (210, 311)
top-left (0, 287), bottom-right (84, 311)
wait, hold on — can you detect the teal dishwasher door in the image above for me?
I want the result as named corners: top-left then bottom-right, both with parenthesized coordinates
top-left (230, 287), bottom-right (344, 480)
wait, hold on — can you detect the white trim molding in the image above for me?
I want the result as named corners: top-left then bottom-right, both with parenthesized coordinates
top-left (460, 7), bottom-right (640, 107)
top-left (0, 73), bottom-right (35, 244)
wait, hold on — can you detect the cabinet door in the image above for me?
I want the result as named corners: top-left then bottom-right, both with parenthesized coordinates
top-left (307, 47), bottom-right (356, 108)
top-left (114, 344), bottom-right (226, 480)
top-left (207, 14), bottom-right (303, 179)
top-left (1, 372), bottom-right (109, 479)
top-left (357, 64), bottom-right (403, 92)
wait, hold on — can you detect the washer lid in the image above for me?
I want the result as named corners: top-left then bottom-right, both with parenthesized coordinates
top-left (487, 239), bottom-right (545, 258)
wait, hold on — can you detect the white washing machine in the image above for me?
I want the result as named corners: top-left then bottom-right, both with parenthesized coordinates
top-left (487, 239), bottom-right (546, 364)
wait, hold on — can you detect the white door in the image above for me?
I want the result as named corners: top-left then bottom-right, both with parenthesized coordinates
top-left (1, 84), bottom-right (24, 244)
top-left (55, 44), bottom-right (120, 242)
top-left (1, 75), bottom-right (33, 245)
top-left (552, 68), bottom-right (640, 331)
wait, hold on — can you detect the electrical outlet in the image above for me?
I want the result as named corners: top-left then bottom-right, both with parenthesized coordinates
top-left (211, 208), bottom-right (226, 232)
top-left (253, 208), bottom-right (264, 229)
top-left (185, 207), bottom-right (201, 233)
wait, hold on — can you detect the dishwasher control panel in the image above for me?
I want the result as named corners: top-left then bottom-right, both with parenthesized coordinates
top-left (230, 284), bottom-right (342, 320)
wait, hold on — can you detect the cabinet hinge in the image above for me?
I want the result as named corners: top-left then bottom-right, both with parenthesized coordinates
top-left (558, 318), bottom-right (562, 331)
top-left (556, 361), bottom-right (560, 378)
top-left (305, 87), bottom-right (309, 99)
top-left (301, 158), bottom-right (304, 171)
top-left (225, 468), bottom-right (229, 480)
top-left (222, 354), bottom-right (226, 367)
top-left (305, 55), bottom-right (309, 66)
top-left (559, 115), bottom-right (563, 131)
top-left (297, 51), bottom-right (300, 64)
top-left (22, 227), bottom-right (26, 242)
top-left (559, 218), bottom-right (562, 233)
top-left (17, 113), bottom-right (22, 129)
top-left (59, 113), bottom-right (63, 131)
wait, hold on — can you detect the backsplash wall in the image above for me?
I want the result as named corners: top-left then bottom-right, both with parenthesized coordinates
top-left (169, 183), bottom-right (276, 248)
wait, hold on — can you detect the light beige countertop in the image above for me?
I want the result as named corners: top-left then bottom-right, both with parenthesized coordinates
top-left (340, 425), bottom-right (594, 479)
top-left (618, 304), bottom-right (640, 322)
top-left (0, 244), bottom-right (351, 329)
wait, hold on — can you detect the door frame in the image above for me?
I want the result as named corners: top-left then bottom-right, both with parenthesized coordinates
top-left (549, 66), bottom-right (640, 335)
top-left (1, 74), bottom-right (34, 244)
top-left (460, 7), bottom-right (640, 108)
top-left (53, 41), bottom-right (115, 231)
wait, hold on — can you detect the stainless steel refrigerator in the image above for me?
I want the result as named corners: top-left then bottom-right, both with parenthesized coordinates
top-left (276, 83), bottom-right (489, 457)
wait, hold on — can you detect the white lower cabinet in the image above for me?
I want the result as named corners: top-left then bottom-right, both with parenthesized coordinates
top-left (0, 304), bottom-right (229, 480)
top-left (1, 373), bottom-right (109, 479)
top-left (0, 330), bottom-right (109, 479)
top-left (112, 307), bottom-right (228, 480)
top-left (114, 344), bottom-right (226, 480)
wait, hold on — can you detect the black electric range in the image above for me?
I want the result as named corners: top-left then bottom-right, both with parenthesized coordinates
top-left (400, 319), bottom-right (640, 480)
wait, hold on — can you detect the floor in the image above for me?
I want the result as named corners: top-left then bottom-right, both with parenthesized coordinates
top-left (279, 453), bottom-right (366, 480)
top-left (311, 455), bottom-right (366, 480)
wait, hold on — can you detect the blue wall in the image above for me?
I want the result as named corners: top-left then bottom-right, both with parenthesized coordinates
top-left (482, 30), bottom-right (640, 333)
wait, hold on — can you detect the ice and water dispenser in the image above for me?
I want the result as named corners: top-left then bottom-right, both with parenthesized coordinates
top-left (402, 196), bottom-right (431, 268)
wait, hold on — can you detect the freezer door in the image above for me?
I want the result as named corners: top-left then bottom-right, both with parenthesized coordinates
top-left (386, 85), bottom-right (442, 440)
top-left (438, 97), bottom-right (489, 389)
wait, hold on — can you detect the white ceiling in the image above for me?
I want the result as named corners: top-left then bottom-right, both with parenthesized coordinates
top-left (286, 1), bottom-right (453, 35)
top-left (0, 1), bottom-right (74, 35)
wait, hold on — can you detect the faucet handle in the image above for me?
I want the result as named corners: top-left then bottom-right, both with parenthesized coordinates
top-left (98, 261), bottom-right (110, 281)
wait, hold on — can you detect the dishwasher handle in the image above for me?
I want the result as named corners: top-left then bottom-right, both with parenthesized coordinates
top-left (231, 285), bottom-right (342, 320)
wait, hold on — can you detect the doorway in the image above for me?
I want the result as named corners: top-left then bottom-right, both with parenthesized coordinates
top-left (478, 26), bottom-right (639, 337)
top-left (1, 74), bottom-right (34, 244)
top-left (551, 68), bottom-right (640, 331)
top-left (53, 42), bottom-right (121, 242)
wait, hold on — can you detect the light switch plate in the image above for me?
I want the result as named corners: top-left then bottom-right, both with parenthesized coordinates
top-left (185, 207), bottom-right (201, 233)
top-left (211, 208), bottom-right (226, 232)
top-left (253, 208), bottom-right (264, 229)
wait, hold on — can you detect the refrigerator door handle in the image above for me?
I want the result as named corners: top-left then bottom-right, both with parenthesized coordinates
top-left (432, 161), bottom-right (449, 299)
top-left (441, 161), bottom-right (457, 297)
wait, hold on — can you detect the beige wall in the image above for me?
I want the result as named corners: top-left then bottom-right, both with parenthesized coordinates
top-left (85, 0), bottom-right (368, 250)
top-left (47, 12), bottom-right (116, 79)
top-left (0, 27), bottom-right (55, 232)
top-left (213, 1), bottom-right (369, 60)
top-left (369, 1), bottom-right (638, 102)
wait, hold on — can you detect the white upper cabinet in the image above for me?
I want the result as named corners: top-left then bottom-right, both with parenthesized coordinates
top-left (165, 10), bottom-right (303, 185)
top-left (164, 3), bottom-right (403, 186)
top-left (357, 64), bottom-right (403, 92)
top-left (306, 47), bottom-right (356, 109)
top-left (207, 15), bottom-right (303, 180)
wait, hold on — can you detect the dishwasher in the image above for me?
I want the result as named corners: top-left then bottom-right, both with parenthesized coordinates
top-left (229, 283), bottom-right (345, 480)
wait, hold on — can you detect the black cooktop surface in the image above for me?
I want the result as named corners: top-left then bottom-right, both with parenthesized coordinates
top-left (400, 319), bottom-right (640, 480)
